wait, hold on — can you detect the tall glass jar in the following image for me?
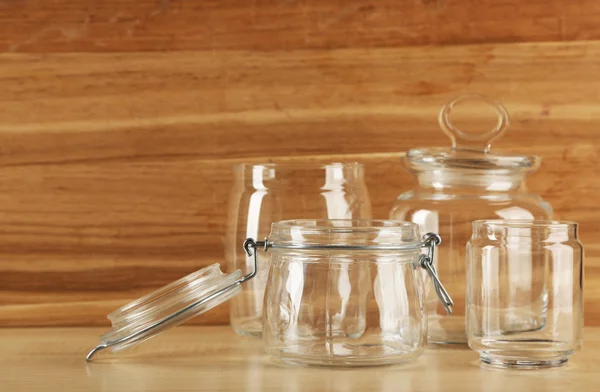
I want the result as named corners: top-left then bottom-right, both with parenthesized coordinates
top-left (226, 163), bottom-right (372, 337)
top-left (389, 94), bottom-right (552, 344)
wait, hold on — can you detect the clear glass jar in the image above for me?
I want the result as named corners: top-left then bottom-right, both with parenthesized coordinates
top-left (226, 163), bottom-right (371, 337)
top-left (390, 94), bottom-right (552, 344)
top-left (86, 220), bottom-right (452, 367)
top-left (467, 220), bottom-right (583, 369)
top-left (261, 219), bottom-right (452, 366)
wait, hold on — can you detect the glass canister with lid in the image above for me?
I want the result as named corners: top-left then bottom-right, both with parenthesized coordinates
top-left (389, 94), bottom-right (553, 345)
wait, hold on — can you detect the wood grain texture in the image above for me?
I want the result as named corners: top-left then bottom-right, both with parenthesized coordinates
top-left (2, 0), bottom-right (600, 52)
top-left (2, 326), bottom-right (600, 391)
top-left (0, 9), bottom-right (599, 327)
top-left (0, 41), bottom-right (599, 166)
top-left (0, 149), bottom-right (598, 326)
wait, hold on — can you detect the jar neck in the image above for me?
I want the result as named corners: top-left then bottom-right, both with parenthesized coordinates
top-left (235, 163), bottom-right (364, 190)
top-left (414, 169), bottom-right (526, 192)
top-left (269, 219), bottom-right (421, 247)
top-left (472, 220), bottom-right (578, 242)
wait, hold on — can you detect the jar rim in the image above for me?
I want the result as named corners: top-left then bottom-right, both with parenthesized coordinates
top-left (269, 219), bottom-right (422, 248)
top-left (273, 219), bottom-right (418, 230)
top-left (473, 219), bottom-right (578, 230)
top-left (234, 162), bottom-right (364, 170)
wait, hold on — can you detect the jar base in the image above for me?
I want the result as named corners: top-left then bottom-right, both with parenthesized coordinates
top-left (427, 317), bottom-right (467, 345)
top-left (273, 353), bottom-right (422, 368)
top-left (232, 327), bottom-right (262, 338)
top-left (267, 344), bottom-right (424, 367)
top-left (427, 340), bottom-right (468, 347)
top-left (480, 353), bottom-right (569, 369)
top-left (230, 318), bottom-right (263, 338)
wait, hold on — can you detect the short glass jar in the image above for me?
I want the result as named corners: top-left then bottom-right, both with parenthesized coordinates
top-left (261, 220), bottom-right (452, 366)
top-left (467, 220), bottom-right (583, 369)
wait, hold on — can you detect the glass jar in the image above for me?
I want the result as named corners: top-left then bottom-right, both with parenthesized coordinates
top-left (467, 220), bottom-right (583, 369)
top-left (226, 163), bottom-right (372, 337)
top-left (86, 219), bottom-right (453, 368)
top-left (261, 220), bottom-right (453, 366)
top-left (390, 94), bottom-right (552, 344)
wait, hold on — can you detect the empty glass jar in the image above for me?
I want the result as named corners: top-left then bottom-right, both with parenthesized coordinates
top-left (226, 163), bottom-right (371, 337)
top-left (390, 94), bottom-right (552, 344)
top-left (86, 219), bottom-right (453, 368)
top-left (467, 220), bottom-right (583, 369)
top-left (261, 219), bottom-right (453, 366)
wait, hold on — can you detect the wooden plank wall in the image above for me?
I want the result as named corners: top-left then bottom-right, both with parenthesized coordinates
top-left (0, 0), bottom-right (598, 327)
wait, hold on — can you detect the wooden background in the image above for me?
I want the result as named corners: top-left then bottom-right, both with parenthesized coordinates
top-left (0, 0), bottom-right (598, 327)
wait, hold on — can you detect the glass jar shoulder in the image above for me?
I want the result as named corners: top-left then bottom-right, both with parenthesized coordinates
top-left (390, 189), bottom-right (553, 220)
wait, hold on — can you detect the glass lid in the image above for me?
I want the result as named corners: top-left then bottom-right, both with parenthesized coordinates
top-left (404, 94), bottom-right (540, 172)
top-left (85, 240), bottom-right (261, 361)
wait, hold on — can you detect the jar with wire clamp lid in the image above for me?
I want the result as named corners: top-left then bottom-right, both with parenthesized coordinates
top-left (86, 219), bottom-right (452, 367)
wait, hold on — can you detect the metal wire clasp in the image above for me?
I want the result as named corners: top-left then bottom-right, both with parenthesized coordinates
top-left (242, 238), bottom-right (270, 284)
top-left (419, 233), bottom-right (454, 314)
top-left (244, 234), bottom-right (453, 315)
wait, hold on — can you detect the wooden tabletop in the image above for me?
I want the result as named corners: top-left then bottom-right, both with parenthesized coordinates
top-left (1, 326), bottom-right (599, 392)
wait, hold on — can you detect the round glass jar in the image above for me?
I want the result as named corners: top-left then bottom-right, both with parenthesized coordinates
top-left (390, 94), bottom-right (552, 345)
top-left (261, 219), bottom-right (452, 366)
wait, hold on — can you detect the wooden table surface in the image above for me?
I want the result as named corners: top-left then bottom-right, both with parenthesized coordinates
top-left (1, 326), bottom-right (598, 392)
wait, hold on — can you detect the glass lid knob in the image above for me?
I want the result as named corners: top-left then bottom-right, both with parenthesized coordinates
top-left (438, 93), bottom-right (510, 153)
